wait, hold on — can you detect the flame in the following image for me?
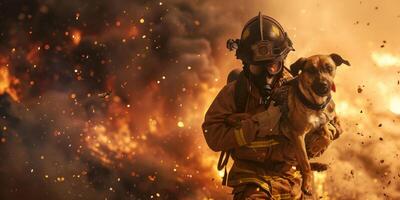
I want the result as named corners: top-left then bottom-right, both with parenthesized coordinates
top-left (84, 96), bottom-right (139, 165)
top-left (371, 52), bottom-right (400, 68)
top-left (314, 172), bottom-right (329, 199)
top-left (0, 65), bottom-right (20, 102)
top-left (85, 118), bottom-right (138, 165)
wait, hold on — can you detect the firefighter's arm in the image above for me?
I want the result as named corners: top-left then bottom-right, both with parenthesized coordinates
top-left (202, 83), bottom-right (259, 152)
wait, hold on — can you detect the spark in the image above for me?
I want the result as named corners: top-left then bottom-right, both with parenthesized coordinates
top-left (177, 121), bottom-right (184, 128)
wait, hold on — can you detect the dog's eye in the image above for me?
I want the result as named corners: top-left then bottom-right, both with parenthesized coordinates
top-left (306, 67), bottom-right (318, 74)
top-left (325, 64), bottom-right (333, 72)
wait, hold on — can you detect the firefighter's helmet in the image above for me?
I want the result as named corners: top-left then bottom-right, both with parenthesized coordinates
top-left (227, 12), bottom-right (294, 65)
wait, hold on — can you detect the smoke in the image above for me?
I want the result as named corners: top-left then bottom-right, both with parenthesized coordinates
top-left (0, 0), bottom-right (243, 199)
top-left (1, 0), bottom-right (400, 199)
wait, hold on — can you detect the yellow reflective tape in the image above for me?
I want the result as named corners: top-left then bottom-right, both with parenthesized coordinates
top-left (246, 140), bottom-right (279, 148)
top-left (234, 128), bottom-right (247, 146)
top-left (230, 178), bottom-right (292, 199)
top-left (229, 177), bottom-right (270, 192)
top-left (272, 193), bottom-right (292, 200)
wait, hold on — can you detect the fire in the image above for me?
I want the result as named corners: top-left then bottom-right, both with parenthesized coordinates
top-left (85, 98), bottom-right (138, 165)
top-left (85, 119), bottom-right (138, 165)
top-left (0, 66), bottom-right (20, 102)
top-left (371, 52), bottom-right (400, 68)
top-left (314, 172), bottom-right (329, 199)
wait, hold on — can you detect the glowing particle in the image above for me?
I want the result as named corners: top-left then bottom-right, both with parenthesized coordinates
top-left (162, 76), bottom-right (166, 79)
top-left (177, 121), bottom-right (184, 128)
top-left (139, 18), bottom-right (145, 23)
top-left (71, 30), bottom-right (81, 45)
top-left (159, 2), bottom-right (163, 5)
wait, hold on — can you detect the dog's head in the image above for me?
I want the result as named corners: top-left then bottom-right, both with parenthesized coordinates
top-left (290, 54), bottom-right (350, 97)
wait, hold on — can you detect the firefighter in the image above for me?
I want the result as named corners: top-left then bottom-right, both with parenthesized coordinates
top-left (202, 13), bottom-right (342, 199)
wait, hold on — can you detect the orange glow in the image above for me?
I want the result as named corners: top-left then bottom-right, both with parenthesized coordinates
top-left (0, 66), bottom-right (20, 102)
top-left (390, 96), bottom-right (400, 115)
top-left (71, 30), bottom-right (82, 45)
top-left (26, 45), bottom-right (41, 64)
top-left (128, 26), bottom-right (139, 38)
top-left (371, 52), bottom-right (400, 68)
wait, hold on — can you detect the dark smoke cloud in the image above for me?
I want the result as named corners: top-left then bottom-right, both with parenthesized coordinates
top-left (0, 0), bottom-right (248, 199)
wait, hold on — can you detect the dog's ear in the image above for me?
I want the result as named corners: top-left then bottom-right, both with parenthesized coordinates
top-left (330, 53), bottom-right (350, 66)
top-left (290, 57), bottom-right (307, 76)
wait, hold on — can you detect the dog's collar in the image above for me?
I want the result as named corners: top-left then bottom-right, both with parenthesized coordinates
top-left (293, 79), bottom-right (331, 111)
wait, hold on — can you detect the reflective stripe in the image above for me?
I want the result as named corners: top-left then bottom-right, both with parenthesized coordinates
top-left (230, 177), bottom-right (292, 200)
top-left (246, 139), bottom-right (279, 148)
top-left (229, 177), bottom-right (270, 192)
top-left (234, 128), bottom-right (247, 146)
top-left (273, 193), bottom-right (292, 199)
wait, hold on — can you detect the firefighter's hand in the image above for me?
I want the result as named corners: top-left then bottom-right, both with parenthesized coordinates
top-left (224, 113), bottom-right (252, 128)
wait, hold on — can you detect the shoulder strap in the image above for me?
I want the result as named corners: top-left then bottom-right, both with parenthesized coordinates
top-left (234, 71), bottom-right (249, 113)
top-left (219, 69), bottom-right (249, 186)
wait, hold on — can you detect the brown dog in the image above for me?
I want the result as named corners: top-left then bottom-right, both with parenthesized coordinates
top-left (280, 54), bottom-right (350, 196)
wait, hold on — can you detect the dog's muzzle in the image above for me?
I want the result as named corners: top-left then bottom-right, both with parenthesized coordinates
top-left (312, 81), bottom-right (330, 96)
